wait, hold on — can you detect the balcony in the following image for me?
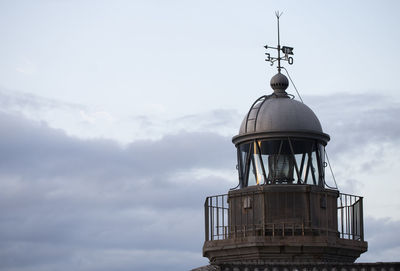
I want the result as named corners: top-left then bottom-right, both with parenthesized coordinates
top-left (204, 190), bottom-right (364, 242)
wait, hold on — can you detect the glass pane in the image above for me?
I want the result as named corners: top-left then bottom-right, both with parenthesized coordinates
top-left (311, 150), bottom-right (319, 185)
top-left (239, 139), bottom-right (326, 187)
top-left (239, 143), bottom-right (250, 187)
top-left (294, 153), bottom-right (306, 183)
top-left (248, 153), bottom-right (258, 186)
top-left (253, 141), bottom-right (265, 185)
top-left (260, 153), bottom-right (270, 183)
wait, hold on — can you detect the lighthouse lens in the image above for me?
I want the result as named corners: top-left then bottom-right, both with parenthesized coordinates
top-left (268, 154), bottom-right (294, 183)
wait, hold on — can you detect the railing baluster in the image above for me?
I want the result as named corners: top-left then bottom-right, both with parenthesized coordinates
top-left (210, 197), bottom-right (213, 240)
top-left (341, 194), bottom-right (344, 238)
top-left (204, 197), bottom-right (209, 241)
top-left (216, 196), bottom-right (219, 239)
top-left (222, 195), bottom-right (224, 239)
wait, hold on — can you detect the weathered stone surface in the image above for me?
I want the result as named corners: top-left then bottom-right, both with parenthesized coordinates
top-left (191, 262), bottom-right (400, 271)
top-left (191, 265), bottom-right (221, 271)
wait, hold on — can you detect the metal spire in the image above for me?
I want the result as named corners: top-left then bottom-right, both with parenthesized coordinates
top-left (276, 11), bottom-right (282, 73)
top-left (264, 11), bottom-right (294, 73)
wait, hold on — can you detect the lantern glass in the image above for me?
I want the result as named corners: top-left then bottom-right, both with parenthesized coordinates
top-left (237, 138), bottom-right (325, 188)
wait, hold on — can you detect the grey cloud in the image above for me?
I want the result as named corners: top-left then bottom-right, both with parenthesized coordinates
top-left (304, 93), bottom-right (400, 193)
top-left (0, 111), bottom-right (233, 270)
top-left (306, 93), bottom-right (400, 148)
top-left (128, 108), bottom-right (242, 141)
top-left (304, 93), bottom-right (400, 181)
top-left (0, 88), bottom-right (83, 112)
top-left (0, 111), bottom-right (236, 181)
top-left (358, 217), bottom-right (400, 262)
top-left (173, 109), bottom-right (241, 131)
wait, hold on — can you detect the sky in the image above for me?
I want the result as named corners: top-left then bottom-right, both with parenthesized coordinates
top-left (0, 0), bottom-right (400, 270)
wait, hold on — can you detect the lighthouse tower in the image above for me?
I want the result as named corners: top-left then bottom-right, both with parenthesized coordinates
top-left (202, 14), bottom-right (368, 266)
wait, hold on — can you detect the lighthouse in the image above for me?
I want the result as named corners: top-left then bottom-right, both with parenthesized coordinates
top-left (201, 13), bottom-right (368, 267)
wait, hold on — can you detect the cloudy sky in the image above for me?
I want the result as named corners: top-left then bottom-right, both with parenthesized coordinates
top-left (0, 1), bottom-right (400, 270)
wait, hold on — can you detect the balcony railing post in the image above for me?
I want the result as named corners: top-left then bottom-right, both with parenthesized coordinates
top-left (360, 197), bottom-right (364, 241)
top-left (340, 194), bottom-right (344, 238)
top-left (205, 197), bottom-right (209, 241)
top-left (210, 197), bottom-right (213, 240)
top-left (222, 195), bottom-right (225, 239)
top-left (216, 197), bottom-right (219, 239)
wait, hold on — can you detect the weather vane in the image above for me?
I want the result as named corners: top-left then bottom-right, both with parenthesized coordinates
top-left (264, 11), bottom-right (294, 73)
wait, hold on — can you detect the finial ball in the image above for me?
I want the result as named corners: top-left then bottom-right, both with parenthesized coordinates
top-left (270, 73), bottom-right (289, 95)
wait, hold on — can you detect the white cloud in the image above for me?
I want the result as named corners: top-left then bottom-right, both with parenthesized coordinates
top-left (79, 110), bottom-right (114, 124)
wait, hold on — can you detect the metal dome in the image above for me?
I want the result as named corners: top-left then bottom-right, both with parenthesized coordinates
top-left (232, 90), bottom-right (330, 145)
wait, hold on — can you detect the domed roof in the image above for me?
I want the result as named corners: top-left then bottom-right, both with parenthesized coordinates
top-left (240, 96), bottom-right (324, 132)
top-left (232, 74), bottom-right (330, 145)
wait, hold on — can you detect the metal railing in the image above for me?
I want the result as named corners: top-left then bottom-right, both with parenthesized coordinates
top-left (204, 194), bottom-right (229, 241)
top-left (338, 193), bottom-right (364, 241)
top-left (204, 192), bottom-right (364, 242)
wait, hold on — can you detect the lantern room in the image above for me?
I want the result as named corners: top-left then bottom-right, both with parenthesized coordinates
top-left (233, 72), bottom-right (330, 188)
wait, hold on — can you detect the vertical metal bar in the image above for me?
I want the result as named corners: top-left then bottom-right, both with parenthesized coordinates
top-left (205, 197), bottom-right (209, 241)
top-left (210, 197), bottom-right (214, 240)
top-left (355, 197), bottom-right (358, 240)
top-left (277, 14), bottom-right (282, 72)
top-left (346, 195), bottom-right (349, 239)
top-left (299, 153), bottom-right (306, 183)
top-left (341, 194), bottom-right (344, 238)
top-left (351, 201), bottom-right (357, 240)
top-left (360, 197), bottom-right (364, 241)
top-left (222, 195), bottom-right (225, 239)
top-left (216, 196), bottom-right (219, 239)
top-left (353, 196), bottom-right (356, 239)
